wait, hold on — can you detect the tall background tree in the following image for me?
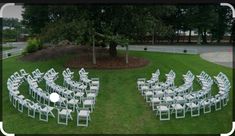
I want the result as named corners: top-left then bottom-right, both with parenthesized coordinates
top-left (22, 5), bottom-right (176, 57)
top-left (22, 4), bottom-right (233, 53)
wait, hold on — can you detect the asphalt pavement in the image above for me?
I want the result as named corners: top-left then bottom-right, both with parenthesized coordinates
top-left (2, 43), bottom-right (233, 68)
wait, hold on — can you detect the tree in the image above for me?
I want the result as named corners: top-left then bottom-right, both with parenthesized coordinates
top-left (22, 5), bottom-right (176, 57)
top-left (2, 18), bottom-right (26, 42)
top-left (210, 6), bottom-right (233, 43)
top-left (22, 5), bottom-right (49, 34)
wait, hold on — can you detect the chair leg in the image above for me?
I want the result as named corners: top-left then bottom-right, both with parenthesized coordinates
top-left (191, 107), bottom-right (200, 117)
top-left (28, 109), bottom-right (35, 118)
top-left (204, 105), bottom-right (211, 114)
top-left (40, 112), bottom-right (49, 122)
top-left (215, 101), bottom-right (222, 111)
top-left (18, 103), bottom-right (23, 112)
top-left (160, 110), bottom-right (170, 121)
top-left (58, 114), bottom-right (68, 125)
top-left (176, 109), bottom-right (185, 119)
top-left (223, 98), bottom-right (228, 106)
top-left (13, 98), bottom-right (17, 108)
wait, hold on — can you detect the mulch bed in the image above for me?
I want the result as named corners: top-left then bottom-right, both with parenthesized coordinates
top-left (64, 55), bottom-right (149, 69)
top-left (21, 45), bottom-right (88, 61)
top-left (21, 45), bottom-right (149, 69)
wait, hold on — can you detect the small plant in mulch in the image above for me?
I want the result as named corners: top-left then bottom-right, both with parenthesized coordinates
top-left (25, 38), bottom-right (43, 54)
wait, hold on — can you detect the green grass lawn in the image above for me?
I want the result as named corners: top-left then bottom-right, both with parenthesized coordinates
top-left (2, 46), bottom-right (15, 51)
top-left (2, 50), bottom-right (233, 134)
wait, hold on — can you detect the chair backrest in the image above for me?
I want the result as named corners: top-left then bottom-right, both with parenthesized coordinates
top-left (32, 71), bottom-right (37, 76)
top-left (63, 70), bottom-right (68, 78)
top-left (20, 69), bottom-right (27, 75)
top-left (66, 68), bottom-right (73, 74)
top-left (35, 69), bottom-right (42, 74)
top-left (14, 72), bottom-right (21, 78)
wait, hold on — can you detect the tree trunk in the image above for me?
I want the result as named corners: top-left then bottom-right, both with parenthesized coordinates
top-left (230, 20), bottom-right (235, 44)
top-left (109, 42), bottom-right (117, 57)
top-left (197, 28), bottom-right (201, 45)
top-left (217, 38), bottom-right (221, 43)
top-left (188, 29), bottom-right (192, 43)
top-left (92, 34), bottom-right (96, 65)
top-left (183, 31), bottom-right (185, 42)
top-left (152, 29), bottom-right (155, 45)
top-left (176, 31), bottom-right (180, 43)
top-left (202, 29), bottom-right (207, 44)
top-left (125, 45), bottom-right (128, 64)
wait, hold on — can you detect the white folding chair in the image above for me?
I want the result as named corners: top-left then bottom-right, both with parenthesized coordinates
top-left (57, 108), bottom-right (73, 125)
top-left (82, 97), bottom-right (95, 113)
top-left (76, 107), bottom-right (91, 127)
top-left (186, 102), bottom-right (200, 117)
top-left (39, 104), bottom-right (55, 122)
top-left (156, 105), bottom-right (170, 121)
top-left (171, 103), bottom-right (185, 119)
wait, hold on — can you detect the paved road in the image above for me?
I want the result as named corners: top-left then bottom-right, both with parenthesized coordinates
top-left (3, 42), bottom-right (27, 52)
top-left (200, 52), bottom-right (233, 68)
top-left (118, 44), bottom-right (232, 54)
top-left (118, 44), bottom-right (233, 68)
top-left (2, 43), bottom-right (233, 68)
top-left (2, 42), bottom-right (26, 58)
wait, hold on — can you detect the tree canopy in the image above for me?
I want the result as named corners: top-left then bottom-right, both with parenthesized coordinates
top-left (22, 4), bottom-right (233, 56)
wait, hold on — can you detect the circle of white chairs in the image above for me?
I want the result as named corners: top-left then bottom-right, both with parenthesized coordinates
top-left (137, 69), bottom-right (231, 120)
top-left (7, 68), bottom-right (100, 127)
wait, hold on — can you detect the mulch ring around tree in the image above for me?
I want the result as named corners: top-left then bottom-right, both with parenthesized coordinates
top-left (21, 45), bottom-right (88, 61)
top-left (21, 45), bottom-right (149, 69)
top-left (64, 55), bottom-right (150, 69)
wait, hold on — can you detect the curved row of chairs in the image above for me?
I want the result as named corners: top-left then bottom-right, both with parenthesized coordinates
top-left (7, 68), bottom-right (99, 127)
top-left (137, 70), bottom-right (230, 120)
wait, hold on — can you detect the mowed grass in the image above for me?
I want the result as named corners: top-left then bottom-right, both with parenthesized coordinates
top-left (2, 50), bottom-right (233, 134)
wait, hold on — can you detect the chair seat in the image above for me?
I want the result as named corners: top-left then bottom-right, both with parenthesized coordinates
top-left (165, 89), bottom-right (174, 94)
top-left (186, 103), bottom-right (198, 108)
top-left (41, 106), bottom-right (53, 112)
top-left (145, 91), bottom-right (153, 96)
top-left (201, 101), bottom-right (210, 106)
top-left (83, 100), bottom-right (93, 105)
top-left (68, 99), bottom-right (79, 105)
top-left (153, 85), bottom-right (161, 90)
top-left (154, 91), bottom-right (164, 95)
top-left (151, 97), bottom-right (160, 103)
top-left (75, 92), bottom-right (84, 97)
top-left (79, 85), bottom-right (87, 90)
top-left (78, 110), bottom-right (90, 117)
top-left (92, 81), bottom-right (99, 85)
top-left (172, 104), bottom-right (184, 110)
top-left (137, 81), bottom-right (145, 85)
top-left (87, 93), bottom-right (96, 97)
top-left (141, 86), bottom-right (149, 90)
top-left (59, 109), bottom-right (72, 115)
top-left (186, 94), bottom-right (195, 100)
top-left (157, 106), bottom-right (169, 111)
top-left (90, 86), bottom-right (98, 91)
top-left (163, 96), bottom-right (173, 102)
top-left (175, 96), bottom-right (185, 102)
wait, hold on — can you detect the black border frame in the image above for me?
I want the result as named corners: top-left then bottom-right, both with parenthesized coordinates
top-left (0, 0), bottom-right (234, 135)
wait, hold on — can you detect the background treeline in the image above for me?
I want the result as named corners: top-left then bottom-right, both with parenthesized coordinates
top-left (3, 5), bottom-right (234, 46)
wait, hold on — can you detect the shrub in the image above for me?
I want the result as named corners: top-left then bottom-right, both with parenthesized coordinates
top-left (183, 49), bottom-right (187, 53)
top-left (25, 38), bottom-right (42, 53)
